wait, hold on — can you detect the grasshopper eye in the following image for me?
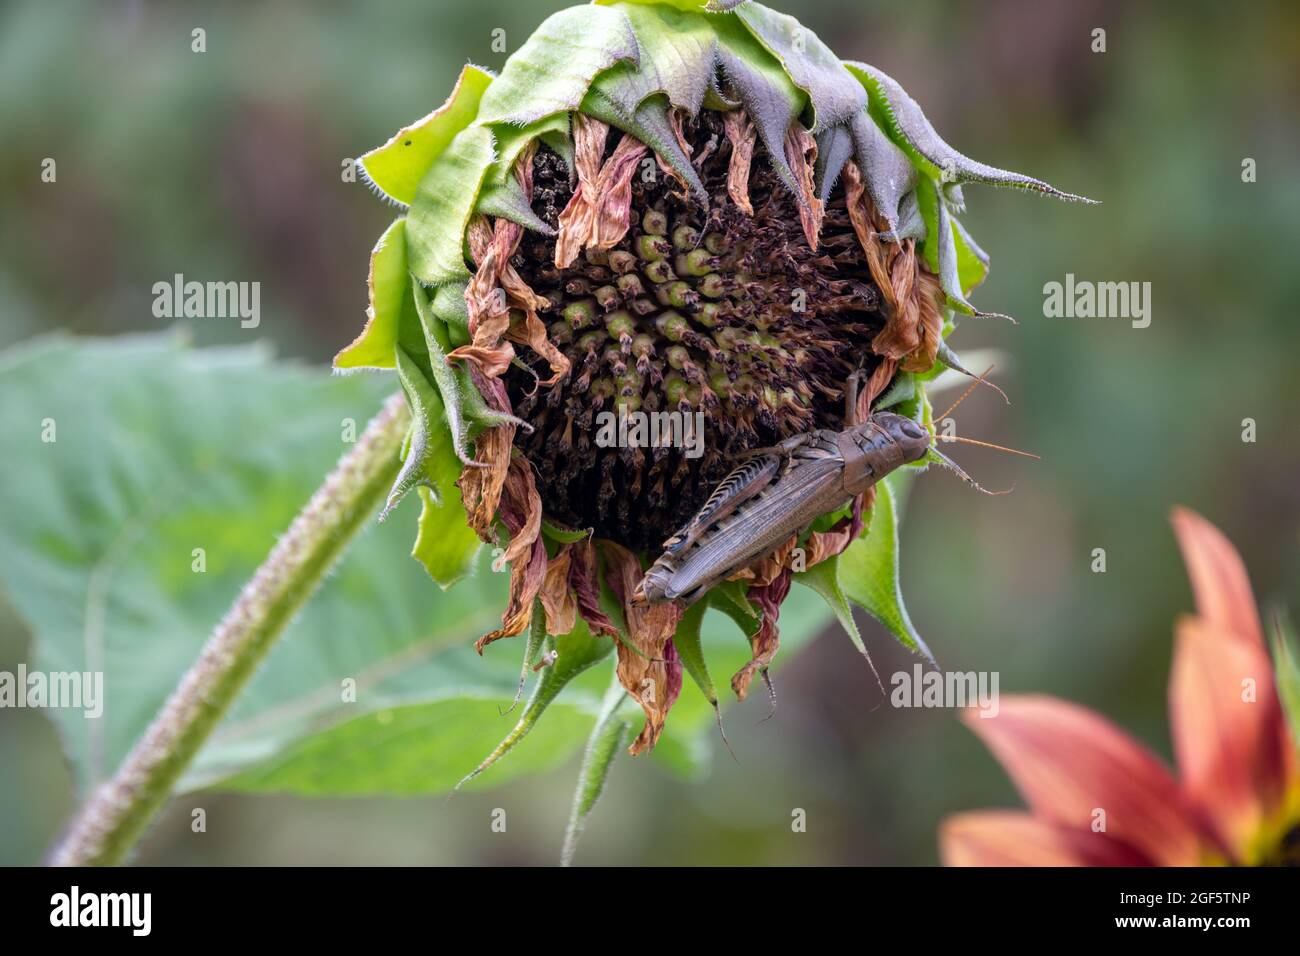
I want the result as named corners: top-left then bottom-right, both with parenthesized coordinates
top-left (898, 420), bottom-right (925, 440)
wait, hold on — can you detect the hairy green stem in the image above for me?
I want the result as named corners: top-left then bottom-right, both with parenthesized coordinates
top-left (48, 392), bottom-right (411, 866)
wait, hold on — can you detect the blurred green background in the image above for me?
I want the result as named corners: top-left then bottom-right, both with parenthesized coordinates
top-left (1, 0), bottom-right (1298, 866)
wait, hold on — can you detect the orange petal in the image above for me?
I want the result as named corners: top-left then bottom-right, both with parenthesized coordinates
top-left (1171, 507), bottom-right (1265, 650)
top-left (964, 695), bottom-right (1210, 866)
top-left (941, 811), bottom-right (1151, 867)
top-left (1170, 614), bottom-right (1294, 859)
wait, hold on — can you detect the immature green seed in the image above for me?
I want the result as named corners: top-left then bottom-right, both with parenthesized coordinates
top-left (675, 248), bottom-right (715, 277)
top-left (636, 235), bottom-right (670, 262)
top-left (564, 299), bottom-right (597, 329)
top-left (666, 345), bottom-right (690, 371)
top-left (594, 285), bottom-right (620, 310)
top-left (663, 372), bottom-right (688, 405)
top-left (616, 273), bottom-right (645, 298)
top-left (605, 309), bottom-right (636, 340)
top-left (548, 321), bottom-right (573, 346)
top-left (654, 310), bottom-right (691, 343)
top-left (642, 208), bottom-right (669, 236)
top-left (699, 273), bottom-right (726, 298)
top-left (672, 224), bottom-right (700, 251)
top-left (654, 280), bottom-right (693, 309)
top-left (608, 251), bottom-right (638, 275)
top-left (576, 330), bottom-right (606, 354)
top-left (643, 259), bottom-right (676, 285)
top-left (694, 302), bottom-right (722, 328)
top-left (704, 232), bottom-right (727, 255)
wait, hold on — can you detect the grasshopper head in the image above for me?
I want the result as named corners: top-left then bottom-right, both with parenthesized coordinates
top-left (872, 412), bottom-right (931, 465)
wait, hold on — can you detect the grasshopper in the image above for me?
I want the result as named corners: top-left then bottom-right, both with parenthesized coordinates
top-left (634, 371), bottom-right (932, 606)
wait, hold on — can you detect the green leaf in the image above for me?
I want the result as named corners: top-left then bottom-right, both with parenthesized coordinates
top-left (673, 600), bottom-right (717, 706)
top-left (220, 692), bottom-right (596, 796)
top-left (848, 61), bottom-right (1096, 203)
top-left (710, 14), bottom-right (806, 200)
top-left (488, 112), bottom-right (570, 185)
top-left (0, 333), bottom-right (543, 796)
top-left (799, 556), bottom-right (863, 654)
top-left (844, 108), bottom-right (917, 233)
top-left (357, 64), bottom-right (494, 208)
top-left (732, 1), bottom-right (865, 131)
top-left (596, 3), bottom-right (723, 116)
top-left (541, 519), bottom-right (593, 544)
top-left (560, 670), bottom-right (631, 866)
top-left (951, 215), bottom-right (991, 294)
top-left (455, 615), bottom-right (615, 790)
top-left (475, 5), bottom-right (639, 127)
top-left (333, 218), bottom-right (409, 371)
top-left (405, 124), bottom-right (496, 286)
top-left (837, 474), bottom-right (935, 663)
top-left (388, 346), bottom-right (448, 515)
top-left (477, 176), bottom-right (556, 236)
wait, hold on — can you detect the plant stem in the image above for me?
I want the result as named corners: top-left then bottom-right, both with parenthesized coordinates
top-left (48, 392), bottom-right (411, 866)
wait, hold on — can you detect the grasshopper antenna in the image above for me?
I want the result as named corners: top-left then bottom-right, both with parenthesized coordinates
top-left (938, 434), bottom-right (1040, 460)
top-left (935, 365), bottom-right (999, 423)
top-left (937, 348), bottom-right (1011, 405)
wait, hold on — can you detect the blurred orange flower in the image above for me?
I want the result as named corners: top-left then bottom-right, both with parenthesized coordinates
top-left (941, 508), bottom-right (1300, 866)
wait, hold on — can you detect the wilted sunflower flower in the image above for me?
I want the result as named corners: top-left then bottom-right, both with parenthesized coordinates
top-left (335, 0), bottom-right (1090, 758)
top-left (941, 509), bottom-right (1300, 867)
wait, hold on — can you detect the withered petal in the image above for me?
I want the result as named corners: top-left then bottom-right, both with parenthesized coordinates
top-left (732, 568), bottom-right (792, 701)
top-left (723, 110), bottom-right (756, 216)
top-left (602, 540), bottom-right (684, 755)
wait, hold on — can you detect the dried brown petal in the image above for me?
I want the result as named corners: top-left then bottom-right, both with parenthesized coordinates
top-left (591, 135), bottom-right (650, 251)
top-left (554, 114), bottom-right (610, 269)
top-left (570, 537), bottom-right (620, 637)
top-left (602, 540), bottom-right (684, 755)
top-left (556, 117), bottom-right (649, 270)
top-left (723, 110), bottom-right (756, 216)
top-left (843, 160), bottom-right (944, 373)
top-left (475, 456), bottom-right (546, 652)
top-left (539, 545), bottom-right (577, 637)
top-left (784, 123), bottom-right (824, 251)
top-left (456, 371), bottom-right (516, 537)
top-left (732, 569), bottom-right (792, 701)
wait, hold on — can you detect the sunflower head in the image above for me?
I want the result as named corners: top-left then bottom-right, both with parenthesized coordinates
top-left (335, 0), bottom-right (1092, 759)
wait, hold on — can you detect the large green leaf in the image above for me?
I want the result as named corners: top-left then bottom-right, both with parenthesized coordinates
top-left (0, 333), bottom-right (589, 796)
